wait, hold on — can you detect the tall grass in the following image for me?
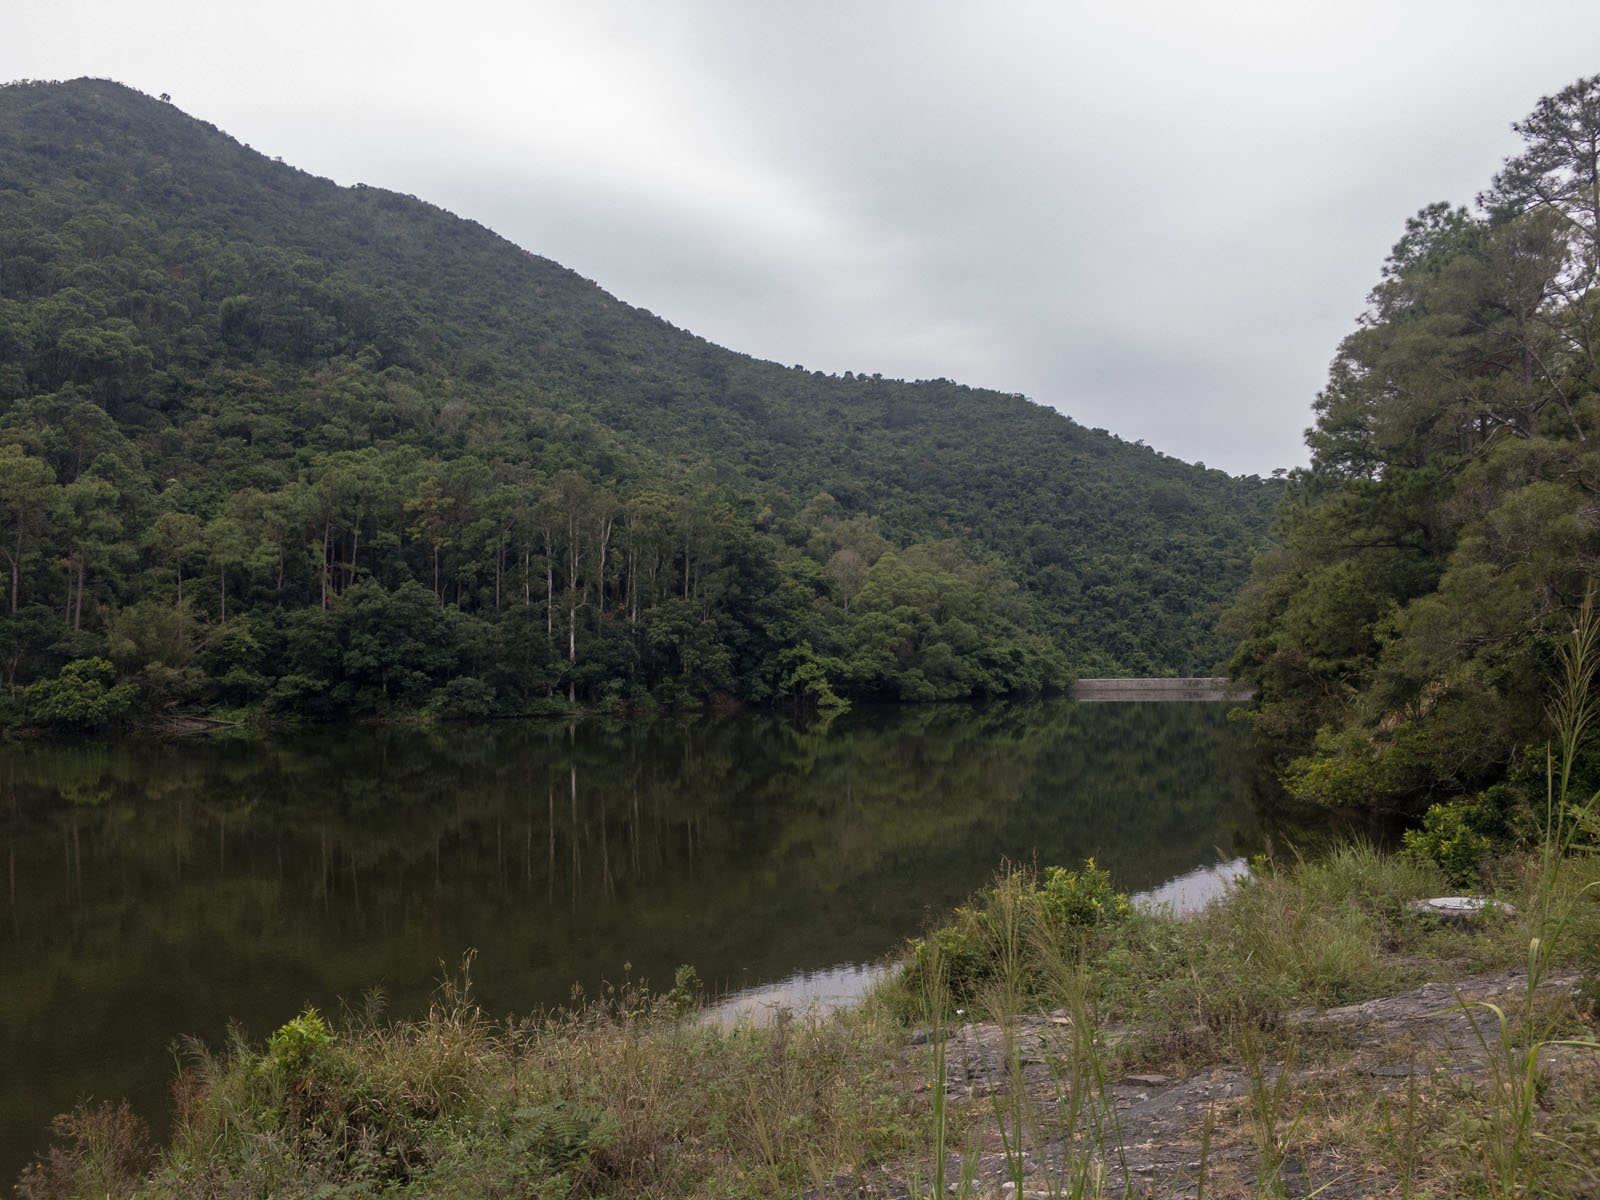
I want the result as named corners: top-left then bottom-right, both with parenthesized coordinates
top-left (908, 877), bottom-right (1136, 1200)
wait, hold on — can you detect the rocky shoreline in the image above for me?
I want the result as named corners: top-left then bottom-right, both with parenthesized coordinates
top-left (818, 968), bottom-right (1588, 1198)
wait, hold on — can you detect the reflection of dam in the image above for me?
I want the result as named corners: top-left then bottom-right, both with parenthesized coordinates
top-left (1071, 677), bottom-right (1256, 702)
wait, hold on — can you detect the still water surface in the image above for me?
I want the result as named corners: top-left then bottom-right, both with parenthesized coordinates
top-left (2, 700), bottom-right (1280, 1181)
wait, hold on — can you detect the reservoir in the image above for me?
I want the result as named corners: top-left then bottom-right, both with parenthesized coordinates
top-left (1, 698), bottom-right (1280, 1183)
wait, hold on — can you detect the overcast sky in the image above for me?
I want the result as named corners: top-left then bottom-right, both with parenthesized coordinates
top-left (6, 2), bottom-right (1600, 476)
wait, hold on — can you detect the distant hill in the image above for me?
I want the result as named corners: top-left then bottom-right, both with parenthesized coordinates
top-left (0, 77), bottom-right (1279, 721)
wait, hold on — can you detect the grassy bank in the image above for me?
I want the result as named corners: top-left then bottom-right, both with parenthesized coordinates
top-left (17, 839), bottom-right (1600, 1199)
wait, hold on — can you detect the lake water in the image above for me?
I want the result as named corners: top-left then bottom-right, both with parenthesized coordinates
top-left (1, 700), bottom-right (1282, 1182)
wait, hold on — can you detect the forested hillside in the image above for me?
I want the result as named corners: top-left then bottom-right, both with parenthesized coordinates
top-left (0, 78), bottom-right (1278, 724)
top-left (1229, 73), bottom-right (1600, 821)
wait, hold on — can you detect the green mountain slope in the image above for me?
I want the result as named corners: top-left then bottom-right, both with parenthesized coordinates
top-left (0, 77), bottom-right (1278, 720)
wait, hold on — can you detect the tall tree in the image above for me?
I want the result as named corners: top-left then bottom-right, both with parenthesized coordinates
top-left (56, 472), bottom-right (121, 630)
top-left (145, 510), bottom-right (203, 607)
top-left (0, 444), bottom-right (58, 615)
top-left (1231, 73), bottom-right (1600, 816)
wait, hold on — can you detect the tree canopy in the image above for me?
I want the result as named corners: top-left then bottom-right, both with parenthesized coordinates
top-left (1228, 72), bottom-right (1600, 818)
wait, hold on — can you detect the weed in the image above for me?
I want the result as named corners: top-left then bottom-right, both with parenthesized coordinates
top-left (258, 1006), bottom-right (334, 1085)
top-left (15, 1101), bottom-right (151, 1200)
top-left (1374, 1058), bottom-right (1422, 1198)
top-left (918, 941), bottom-right (953, 1199)
top-left (1238, 1024), bottom-right (1306, 1197)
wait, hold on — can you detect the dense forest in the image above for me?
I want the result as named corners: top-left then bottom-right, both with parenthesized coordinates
top-left (0, 78), bottom-right (1278, 726)
top-left (1228, 72), bottom-right (1600, 823)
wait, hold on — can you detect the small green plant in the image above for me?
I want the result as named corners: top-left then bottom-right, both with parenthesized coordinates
top-left (1026, 972), bottom-right (1132, 1199)
top-left (906, 915), bottom-right (987, 1005)
top-left (1402, 799), bottom-right (1490, 887)
top-left (1373, 1056), bottom-right (1423, 1198)
top-left (662, 963), bottom-right (704, 1016)
top-left (507, 1100), bottom-right (619, 1183)
top-left (899, 861), bottom-right (1132, 1015)
top-left (1038, 858), bottom-right (1132, 929)
top-left (258, 1007), bottom-right (334, 1084)
top-left (914, 936), bottom-right (955, 1200)
top-left (15, 1100), bottom-right (151, 1200)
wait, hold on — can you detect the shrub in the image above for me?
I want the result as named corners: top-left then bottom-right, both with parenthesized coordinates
top-left (1039, 858), bottom-right (1132, 929)
top-left (896, 861), bottom-right (1132, 1014)
top-left (906, 917), bottom-right (987, 1005)
top-left (16, 1100), bottom-right (151, 1200)
top-left (662, 963), bottom-right (705, 1016)
top-left (22, 656), bottom-right (133, 730)
top-left (257, 1007), bottom-right (334, 1087)
top-left (1403, 799), bottom-right (1491, 888)
top-left (428, 675), bottom-right (496, 719)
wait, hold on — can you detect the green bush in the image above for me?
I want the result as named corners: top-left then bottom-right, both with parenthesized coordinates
top-left (257, 1007), bottom-right (334, 1086)
top-left (905, 918), bottom-right (988, 1006)
top-left (897, 861), bottom-right (1132, 1014)
top-left (505, 1100), bottom-right (619, 1183)
top-left (22, 657), bottom-right (134, 730)
top-left (1039, 858), bottom-right (1132, 928)
top-left (428, 675), bottom-right (496, 719)
top-left (662, 963), bottom-right (705, 1016)
top-left (1403, 799), bottom-right (1491, 888)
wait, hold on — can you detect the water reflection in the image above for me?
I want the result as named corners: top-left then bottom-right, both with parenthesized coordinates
top-left (2, 699), bottom-right (1282, 1182)
top-left (708, 853), bottom-right (1255, 1027)
top-left (711, 963), bottom-right (886, 1025)
top-left (1134, 857), bottom-right (1250, 913)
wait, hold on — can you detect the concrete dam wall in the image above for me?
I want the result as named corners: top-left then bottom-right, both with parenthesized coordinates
top-left (1069, 677), bottom-right (1256, 703)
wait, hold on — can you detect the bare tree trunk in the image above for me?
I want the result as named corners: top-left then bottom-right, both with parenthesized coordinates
top-left (543, 528), bottom-right (555, 641)
top-left (628, 541), bottom-right (637, 624)
top-left (566, 512), bottom-right (583, 668)
top-left (595, 512), bottom-right (614, 617)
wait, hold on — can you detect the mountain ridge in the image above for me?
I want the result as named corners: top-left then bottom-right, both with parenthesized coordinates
top-left (0, 76), bottom-right (1279, 718)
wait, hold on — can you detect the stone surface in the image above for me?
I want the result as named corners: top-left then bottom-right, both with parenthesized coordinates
top-left (1407, 896), bottom-right (1515, 926)
top-left (809, 968), bottom-right (1584, 1200)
